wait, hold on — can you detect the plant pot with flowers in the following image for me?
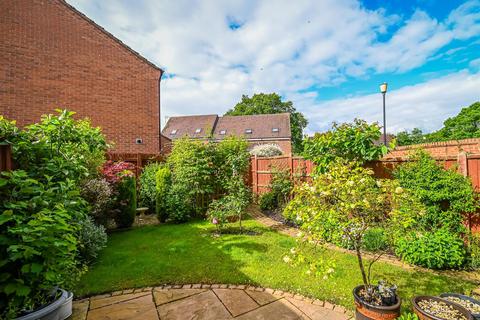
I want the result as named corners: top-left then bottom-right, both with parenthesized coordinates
top-left (283, 161), bottom-right (423, 320)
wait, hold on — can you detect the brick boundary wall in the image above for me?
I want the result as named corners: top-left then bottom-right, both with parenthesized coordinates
top-left (384, 138), bottom-right (480, 159)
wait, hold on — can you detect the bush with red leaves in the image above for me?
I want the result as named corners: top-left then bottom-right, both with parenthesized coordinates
top-left (101, 160), bottom-right (136, 184)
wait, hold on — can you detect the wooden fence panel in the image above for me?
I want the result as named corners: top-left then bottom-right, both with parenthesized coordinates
top-left (0, 144), bottom-right (13, 173)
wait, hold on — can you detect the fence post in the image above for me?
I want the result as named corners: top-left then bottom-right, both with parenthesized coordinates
top-left (457, 152), bottom-right (468, 177)
top-left (136, 153), bottom-right (142, 177)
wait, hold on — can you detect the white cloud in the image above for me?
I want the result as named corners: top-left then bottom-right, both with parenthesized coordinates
top-left (302, 70), bottom-right (480, 134)
top-left (68, 0), bottom-right (480, 130)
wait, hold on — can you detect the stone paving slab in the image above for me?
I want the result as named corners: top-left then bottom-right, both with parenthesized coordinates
top-left (71, 285), bottom-right (352, 320)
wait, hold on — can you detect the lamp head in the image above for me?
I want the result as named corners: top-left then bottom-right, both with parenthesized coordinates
top-left (380, 82), bottom-right (388, 94)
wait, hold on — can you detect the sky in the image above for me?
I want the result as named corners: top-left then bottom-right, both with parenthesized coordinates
top-left (68, 0), bottom-right (480, 134)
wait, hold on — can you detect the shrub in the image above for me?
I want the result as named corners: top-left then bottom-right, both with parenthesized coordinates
top-left (395, 229), bottom-right (465, 269)
top-left (283, 161), bottom-right (420, 289)
top-left (393, 150), bottom-right (477, 234)
top-left (12, 110), bottom-right (108, 183)
top-left (167, 138), bottom-right (216, 215)
top-left (467, 234), bottom-right (480, 270)
top-left (80, 178), bottom-right (113, 226)
top-left (139, 162), bottom-right (164, 211)
top-left (302, 119), bottom-right (390, 173)
top-left (0, 170), bottom-right (87, 318)
top-left (78, 216), bottom-right (107, 265)
top-left (155, 165), bottom-right (172, 222)
top-left (259, 191), bottom-right (277, 211)
top-left (270, 168), bottom-right (293, 207)
top-left (102, 161), bottom-right (136, 184)
top-left (207, 183), bottom-right (250, 232)
top-left (114, 175), bottom-right (137, 228)
top-left (363, 228), bottom-right (389, 252)
top-left (165, 183), bottom-right (191, 223)
top-left (250, 144), bottom-right (283, 157)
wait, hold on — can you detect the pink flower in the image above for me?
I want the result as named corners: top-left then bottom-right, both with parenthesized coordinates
top-left (212, 218), bottom-right (218, 225)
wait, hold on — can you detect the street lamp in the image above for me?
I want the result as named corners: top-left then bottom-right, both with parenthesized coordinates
top-left (379, 82), bottom-right (388, 146)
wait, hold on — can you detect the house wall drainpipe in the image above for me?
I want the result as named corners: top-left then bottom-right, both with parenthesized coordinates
top-left (158, 72), bottom-right (163, 153)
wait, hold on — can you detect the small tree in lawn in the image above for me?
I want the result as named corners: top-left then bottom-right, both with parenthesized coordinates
top-left (284, 161), bottom-right (420, 304)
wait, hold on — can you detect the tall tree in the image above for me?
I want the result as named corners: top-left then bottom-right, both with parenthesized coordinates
top-left (433, 101), bottom-right (480, 141)
top-left (396, 128), bottom-right (427, 146)
top-left (225, 93), bottom-right (307, 153)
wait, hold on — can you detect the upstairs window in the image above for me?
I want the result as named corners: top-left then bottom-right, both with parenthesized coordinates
top-left (272, 128), bottom-right (279, 133)
top-left (245, 129), bottom-right (253, 134)
top-left (170, 129), bottom-right (177, 135)
top-left (195, 128), bottom-right (202, 134)
top-left (219, 130), bottom-right (227, 135)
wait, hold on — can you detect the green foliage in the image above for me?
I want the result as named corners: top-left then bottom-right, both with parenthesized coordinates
top-left (78, 216), bottom-right (107, 265)
top-left (396, 128), bottom-right (427, 146)
top-left (0, 170), bottom-right (87, 318)
top-left (397, 313), bottom-right (419, 320)
top-left (303, 119), bottom-right (390, 173)
top-left (12, 110), bottom-right (108, 182)
top-left (165, 183), bottom-right (191, 223)
top-left (114, 176), bottom-right (137, 228)
top-left (259, 192), bottom-right (277, 211)
top-left (155, 165), bottom-right (172, 223)
top-left (396, 102), bottom-right (480, 145)
top-left (283, 161), bottom-right (420, 286)
top-left (467, 234), bottom-right (480, 270)
top-left (259, 168), bottom-right (293, 211)
top-left (362, 228), bottom-right (389, 252)
top-left (434, 101), bottom-right (480, 141)
top-left (139, 162), bottom-right (164, 210)
top-left (0, 111), bottom-right (108, 318)
top-left (395, 229), bottom-right (466, 269)
top-left (167, 137), bottom-right (216, 216)
top-left (225, 93), bottom-right (308, 153)
top-left (393, 150), bottom-right (477, 234)
top-left (0, 116), bottom-right (18, 142)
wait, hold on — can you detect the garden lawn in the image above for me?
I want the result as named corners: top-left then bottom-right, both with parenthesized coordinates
top-left (75, 218), bottom-right (476, 311)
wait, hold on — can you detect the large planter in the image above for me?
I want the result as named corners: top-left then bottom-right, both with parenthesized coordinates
top-left (15, 289), bottom-right (73, 320)
top-left (439, 293), bottom-right (480, 320)
top-left (353, 285), bottom-right (401, 320)
top-left (412, 295), bottom-right (473, 320)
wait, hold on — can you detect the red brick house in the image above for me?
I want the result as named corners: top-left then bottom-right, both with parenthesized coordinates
top-left (162, 113), bottom-right (292, 155)
top-left (0, 0), bottom-right (163, 155)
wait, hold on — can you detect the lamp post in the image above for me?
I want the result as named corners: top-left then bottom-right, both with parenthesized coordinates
top-left (379, 82), bottom-right (388, 146)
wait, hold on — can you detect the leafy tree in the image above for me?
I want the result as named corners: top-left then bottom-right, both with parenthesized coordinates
top-left (225, 93), bottom-right (308, 153)
top-left (433, 101), bottom-right (480, 141)
top-left (396, 128), bottom-right (428, 146)
top-left (302, 119), bottom-right (391, 173)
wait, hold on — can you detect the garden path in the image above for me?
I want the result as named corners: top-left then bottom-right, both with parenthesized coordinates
top-left (71, 285), bottom-right (351, 320)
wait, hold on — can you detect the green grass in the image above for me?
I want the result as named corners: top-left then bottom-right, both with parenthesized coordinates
top-left (76, 218), bottom-right (476, 311)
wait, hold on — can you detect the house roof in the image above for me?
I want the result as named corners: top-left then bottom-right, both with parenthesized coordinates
top-left (212, 113), bottom-right (291, 140)
top-left (162, 113), bottom-right (291, 141)
top-left (60, 0), bottom-right (163, 74)
top-left (162, 115), bottom-right (218, 139)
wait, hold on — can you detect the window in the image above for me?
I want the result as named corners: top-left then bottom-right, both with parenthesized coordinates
top-left (245, 129), bottom-right (253, 134)
top-left (195, 128), bottom-right (201, 134)
top-left (272, 128), bottom-right (279, 133)
top-left (170, 129), bottom-right (177, 135)
top-left (219, 130), bottom-right (227, 135)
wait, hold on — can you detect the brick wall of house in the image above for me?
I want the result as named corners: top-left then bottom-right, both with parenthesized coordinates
top-left (384, 138), bottom-right (480, 159)
top-left (0, 0), bottom-right (162, 154)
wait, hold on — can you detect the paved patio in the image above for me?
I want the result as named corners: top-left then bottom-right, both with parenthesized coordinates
top-left (71, 284), bottom-right (352, 320)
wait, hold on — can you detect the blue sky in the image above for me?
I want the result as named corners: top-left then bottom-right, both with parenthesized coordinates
top-left (69, 0), bottom-right (480, 134)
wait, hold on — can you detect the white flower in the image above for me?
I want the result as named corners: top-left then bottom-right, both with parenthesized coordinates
top-left (327, 268), bottom-right (335, 274)
top-left (283, 256), bottom-right (291, 263)
top-left (290, 248), bottom-right (296, 254)
top-left (297, 232), bottom-right (304, 238)
top-left (306, 270), bottom-right (311, 275)
top-left (395, 186), bottom-right (404, 194)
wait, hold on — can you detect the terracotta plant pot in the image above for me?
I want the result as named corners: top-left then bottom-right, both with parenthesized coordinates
top-left (412, 295), bottom-right (473, 320)
top-left (353, 285), bottom-right (401, 320)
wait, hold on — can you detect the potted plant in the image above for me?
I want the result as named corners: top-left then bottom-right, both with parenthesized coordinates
top-left (15, 289), bottom-right (73, 320)
top-left (283, 161), bottom-right (421, 319)
top-left (412, 296), bottom-right (473, 320)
